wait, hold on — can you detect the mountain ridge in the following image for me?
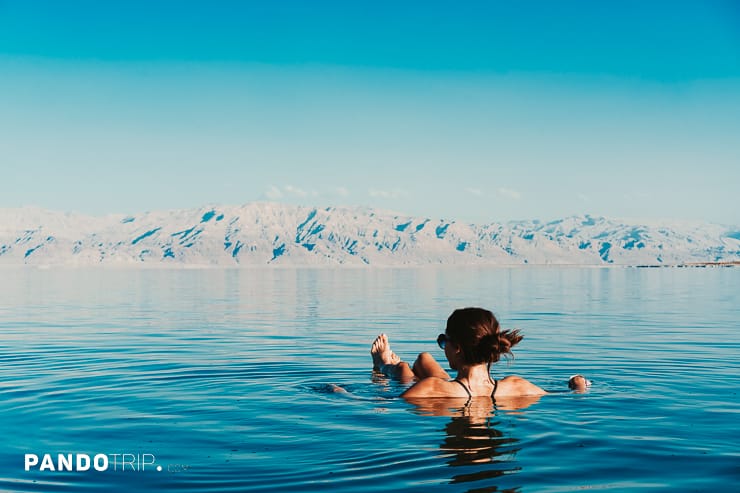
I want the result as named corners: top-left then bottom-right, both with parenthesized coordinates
top-left (1, 203), bottom-right (739, 267)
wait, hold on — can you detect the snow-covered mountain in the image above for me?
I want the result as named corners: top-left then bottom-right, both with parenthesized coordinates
top-left (1, 203), bottom-right (739, 267)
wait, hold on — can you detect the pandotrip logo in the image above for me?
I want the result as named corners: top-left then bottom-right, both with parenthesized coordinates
top-left (24, 453), bottom-right (188, 473)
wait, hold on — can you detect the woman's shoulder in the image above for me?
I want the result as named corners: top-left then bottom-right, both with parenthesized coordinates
top-left (495, 375), bottom-right (547, 397)
top-left (400, 377), bottom-right (468, 399)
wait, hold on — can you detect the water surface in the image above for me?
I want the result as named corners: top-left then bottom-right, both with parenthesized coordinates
top-left (1, 267), bottom-right (738, 492)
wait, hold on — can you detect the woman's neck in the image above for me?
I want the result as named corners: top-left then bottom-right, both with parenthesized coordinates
top-left (456, 363), bottom-right (492, 384)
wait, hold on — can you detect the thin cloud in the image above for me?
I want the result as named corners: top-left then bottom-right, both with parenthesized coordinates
top-left (284, 185), bottom-right (311, 197)
top-left (497, 187), bottom-right (522, 200)
top-left (335, 187), bottom-right (350, 197)
top-left (264, 185), bottom-right (318, 200)
top-left (369, 188), bottom-right (408, 199)
top-left (265, 186), bottom-right (283, 200)
top-left (465, 187), bottom-right (484, 196)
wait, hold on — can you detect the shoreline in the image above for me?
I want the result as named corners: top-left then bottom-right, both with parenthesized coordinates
top-left (0, 261), bottom-right (737, 270)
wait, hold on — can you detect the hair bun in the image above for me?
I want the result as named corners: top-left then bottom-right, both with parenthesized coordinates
top-left (475, 333), bottom-right (501, 363)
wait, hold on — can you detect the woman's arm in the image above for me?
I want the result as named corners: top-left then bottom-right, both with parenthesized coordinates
top-left (400, 377), bottom-right (464, 399)
top-left (495, 376), bottom-right (547, 397)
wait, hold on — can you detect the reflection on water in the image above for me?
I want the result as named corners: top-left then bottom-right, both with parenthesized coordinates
top-left (443, 412), bottom-right (519, 489)
top-left (405, 396), bottom-right (543, 492)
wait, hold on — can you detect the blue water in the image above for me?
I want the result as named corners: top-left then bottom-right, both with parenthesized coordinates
top-left (1, 267), bottom-right (738, 492)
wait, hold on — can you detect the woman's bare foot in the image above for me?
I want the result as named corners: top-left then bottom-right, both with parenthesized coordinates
top-left (371, 333), bottom-right (401, 370)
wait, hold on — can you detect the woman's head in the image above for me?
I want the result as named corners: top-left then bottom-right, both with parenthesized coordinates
top-left (444, 307), bottom-right (522, 366)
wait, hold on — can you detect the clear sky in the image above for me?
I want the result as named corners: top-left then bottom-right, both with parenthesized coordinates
top-left (1, 0), bottom-right (739, 224)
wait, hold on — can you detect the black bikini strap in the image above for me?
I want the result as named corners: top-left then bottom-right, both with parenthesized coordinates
top-left (454, 379), bottom-right (472, 398)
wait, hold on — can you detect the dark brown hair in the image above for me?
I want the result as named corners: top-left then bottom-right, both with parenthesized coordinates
top-left (445, 307), bottom-right (522, 365)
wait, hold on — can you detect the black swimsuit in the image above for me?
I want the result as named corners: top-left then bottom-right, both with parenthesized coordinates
top-left (454, 378), bottom-right (498, 400)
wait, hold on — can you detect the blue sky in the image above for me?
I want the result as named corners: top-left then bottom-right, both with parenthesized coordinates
top-left (1, 1), bottom-right (739, 224)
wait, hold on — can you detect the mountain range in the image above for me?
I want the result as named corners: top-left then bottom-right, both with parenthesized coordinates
top-left (2, 203), bottom-right (739, 267)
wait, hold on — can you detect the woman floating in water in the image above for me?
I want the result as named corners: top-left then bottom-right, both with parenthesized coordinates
top-left (371, 307), bottom-right (589, 399)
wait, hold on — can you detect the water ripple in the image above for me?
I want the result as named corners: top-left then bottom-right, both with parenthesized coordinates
top-left (1, 267), bottom-right (738, 492)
